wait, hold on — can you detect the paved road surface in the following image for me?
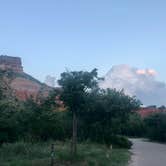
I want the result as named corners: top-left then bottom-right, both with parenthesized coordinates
top-left (129, 138), bottom-right (166, 166)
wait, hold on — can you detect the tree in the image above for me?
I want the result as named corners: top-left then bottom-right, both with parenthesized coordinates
top-left (0, 70), bottom-right (22, 143)
top-left (58, 69), bottom-right (99, 155)
top-left (144, 113), bottom-right (166, 142)
top-left (122, 113), bottom-right (145, 137)
top-left (78, 88), bottom-right (141, 145)
top-left (19, 90), bottom-right (64, 142)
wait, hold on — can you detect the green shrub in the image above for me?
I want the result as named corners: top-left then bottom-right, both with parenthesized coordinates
top-left (122, 113), bottom-right (145, 137)
top-left (144, 112), bottom-right (166, 142)
top-left (109, 135), bottom-right (132, 149)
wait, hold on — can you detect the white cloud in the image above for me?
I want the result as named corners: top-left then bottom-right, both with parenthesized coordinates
top-left (100, 65), bottom-right (166, 106)
top-left (45, 75), bottom-right (56, 87)
top-left (136, 69), bottom-right (157, 76)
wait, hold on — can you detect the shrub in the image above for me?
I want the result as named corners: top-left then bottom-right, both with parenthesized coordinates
top-left (144, 112), bottom-right (166, 142)
top-left (109, 135), bottom-right (132, 149)
top-left (122, 113), bottom-right (145, 137)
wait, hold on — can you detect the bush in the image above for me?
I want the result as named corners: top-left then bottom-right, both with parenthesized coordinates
top-left (17, 109), bottom-right (72, 142)
top-left (122, 113), bottom-right (145, 137)
top-left (0, 103), bottom-right (21, 144)
top-left (109, 135), bottom-right (132, 149)
top-left (144, 112), bottom-right (166, 142)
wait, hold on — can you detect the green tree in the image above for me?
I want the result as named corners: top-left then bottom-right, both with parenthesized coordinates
top-left (144, 112), bottom-right (166, 142)
top-left (19, 90), bottom-right (65, 142)
top-left (122, 113), bottom-right (145, 137)
top-left (0, 70), bottom-right (22, 143)
top-left (58, 69), bottom-right (99, 155)
top-left (78, 89), bottom-right (141, 146)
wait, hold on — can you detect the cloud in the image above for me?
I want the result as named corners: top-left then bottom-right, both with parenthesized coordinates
top-left (45, 75), bottom-right (56, 87)
top-left (147, 69), bottom-right (157, 76)
top-left (100, 65), bottom-right (166, 106)
top-left (136, 69), bottom-right (146, 75)
top-left (136, 69), bottom-right (157, 76)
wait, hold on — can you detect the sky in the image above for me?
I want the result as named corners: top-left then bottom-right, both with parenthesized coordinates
top-left (0, 0), bottom-right (166, 82)
top-left (100, 65), bottom-right (166, 106)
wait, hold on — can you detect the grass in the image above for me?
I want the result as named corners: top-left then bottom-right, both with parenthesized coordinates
top-left (0, 141), bottom-right (130, 166)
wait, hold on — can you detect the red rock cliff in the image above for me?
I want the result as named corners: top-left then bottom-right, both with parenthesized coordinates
top-left (0, 55), bottom-right (23, 72)
top-left (0, 55), bottom-right (51, 101)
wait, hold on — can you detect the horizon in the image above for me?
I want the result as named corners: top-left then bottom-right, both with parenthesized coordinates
top-left (1, 54), bottom-right (166, 106)
top-left (1, 0), bottom-right (166, 106)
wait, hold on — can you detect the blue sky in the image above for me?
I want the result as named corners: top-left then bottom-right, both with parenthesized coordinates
top-left (0, 0), bottom-right (166, 82)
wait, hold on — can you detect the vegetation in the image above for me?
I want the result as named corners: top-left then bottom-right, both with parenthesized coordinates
top-left (77, 88), bottom-right (140, 147)
top-left (122, 111), bottom-right (166, 143)
top-left (122, 113), bottom-right (145, 137)
top-left (144, 112), bottom-right (166, 142)
top-left (2, 66), bottom-right (166, 165)
top-left (0, 68), bottom-right (142, 165)
top-left (58, 69), bottom-right (100, 155)
top-left (0, 141), bottom-right (130, 166)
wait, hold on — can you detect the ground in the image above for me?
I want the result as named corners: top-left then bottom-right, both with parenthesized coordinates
top-left (130, 138), bottom-right (166, 166)
top-left (0, 141), bottom-right (130, 166)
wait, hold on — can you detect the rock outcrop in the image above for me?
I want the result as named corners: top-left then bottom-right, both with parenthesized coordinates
top-left (0, 55), bottom-right (51, 101)
top-left (0, 55), bottom-right (23, 72)
top-left (138, 106), bottom-right (166, 118)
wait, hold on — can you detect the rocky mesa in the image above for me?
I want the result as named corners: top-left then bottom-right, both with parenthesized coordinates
top-left (0, 55), bottom-right (51, 100)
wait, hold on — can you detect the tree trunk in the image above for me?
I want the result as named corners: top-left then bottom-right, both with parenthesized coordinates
top-left (71, 111), bottom-right (77, 156)
top-left (51, 144), bottom-right (54, 166)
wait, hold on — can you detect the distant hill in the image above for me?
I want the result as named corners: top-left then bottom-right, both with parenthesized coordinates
top-left (0, 55), bottom-right (52, 100)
